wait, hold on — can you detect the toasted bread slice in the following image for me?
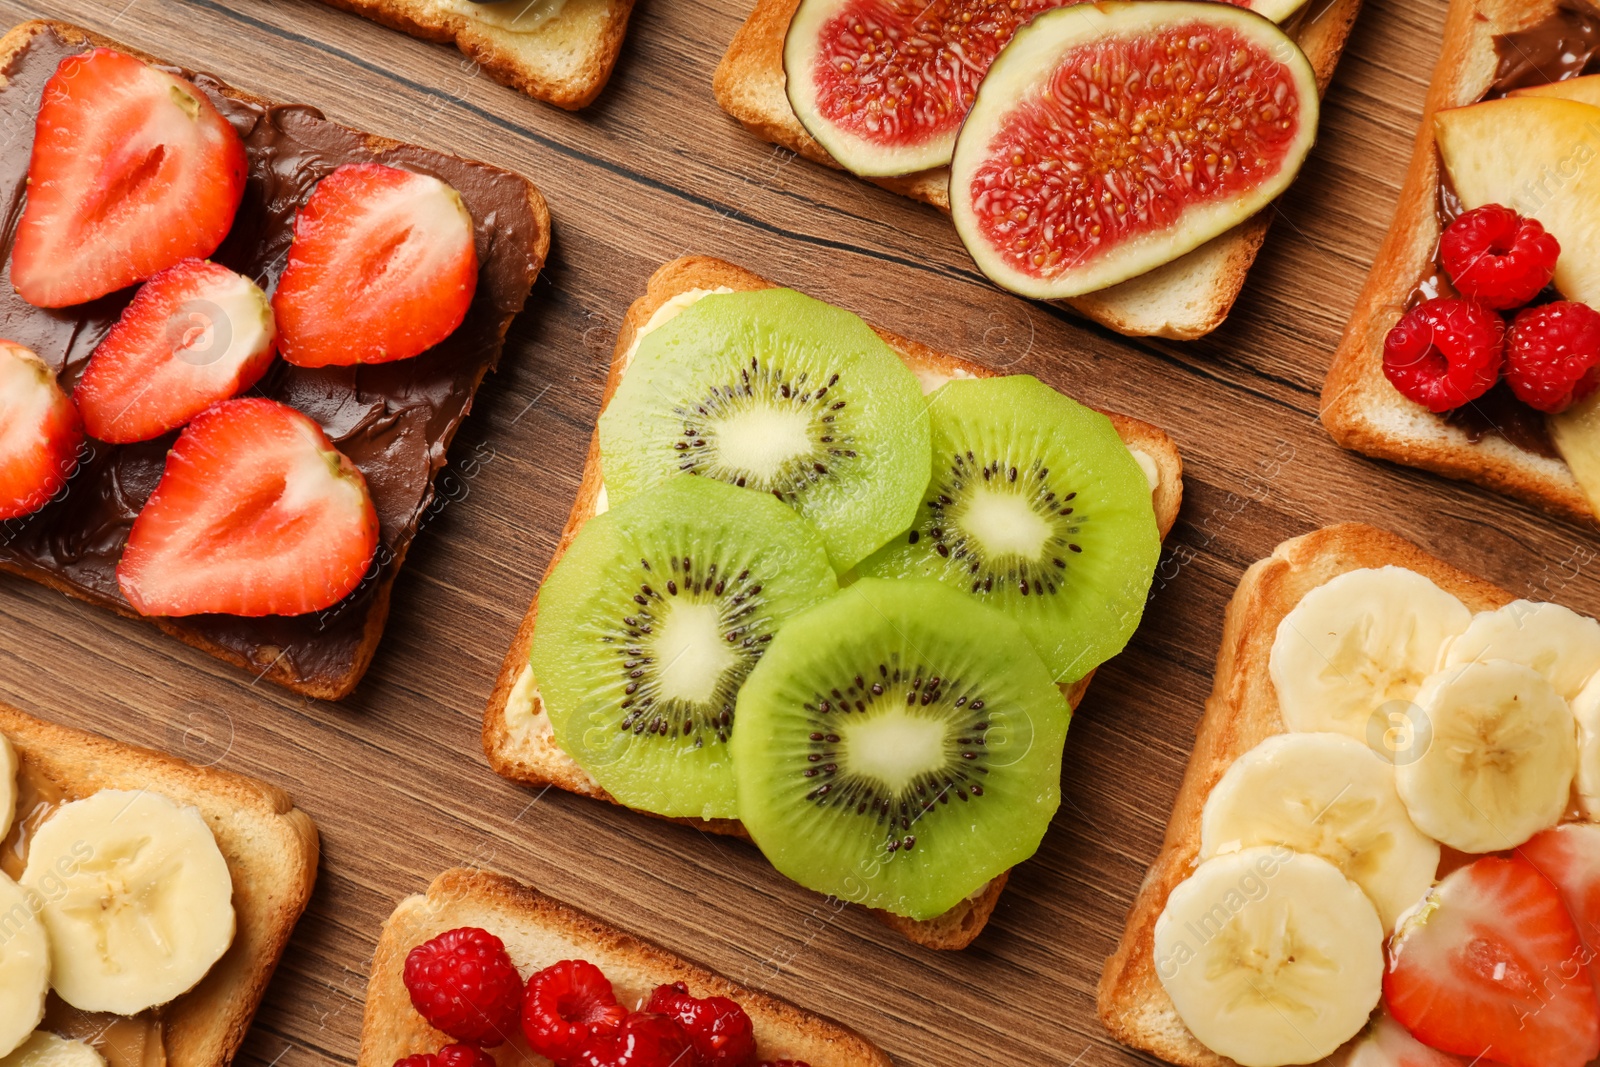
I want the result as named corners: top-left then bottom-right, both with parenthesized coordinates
top-left (0, 700), bottom-right (320, 1066)
top-left (360, 867), bottom-right (891, 1066)
top-left (711, 0), bottom-right (1362, 339)
top-left (1322, 0), bottom-right (1594, 526)
top-left (480, 254), bottom-right (1185, 950)
top-left (1095, 523), bottom-right (1514, 1067)
top-left (316, 0), bottom-right (635, 109)
top-left (0, 21), bottom-right (550, 701)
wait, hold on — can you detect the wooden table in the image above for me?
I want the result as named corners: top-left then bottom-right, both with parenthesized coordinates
top-left (0, 1), bottom-right (1586, 1064)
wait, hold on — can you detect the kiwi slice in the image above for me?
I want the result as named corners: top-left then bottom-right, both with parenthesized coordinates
top-left (858, 375), bottom-right (1158, 683)
top-left (530, 476), bottom-right (838, 821)
top-left (732, 577), bottom-right (1070, 920)
top-left (598, 288), bottom-right (931, 572)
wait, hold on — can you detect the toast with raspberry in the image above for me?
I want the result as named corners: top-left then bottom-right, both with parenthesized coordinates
top-left (316, 0), bottom-right (635, 109)
top-left (360, 867), bottom-right (891, 1066)
top-left (711, 0), bottom-right (1362, 340)
top-left (1322, 0), bottom-right (1596, 527)
top-left (479, 254), bottom-right (1185, 950)
top-left (0, 699), bottom-right (320, 1067)
top-left (1096, 523), bottom-right (1515, 1067)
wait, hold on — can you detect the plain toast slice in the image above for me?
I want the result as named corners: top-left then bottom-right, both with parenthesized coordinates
top-left (359, 867), bottom-right (892, 1066)
top-left (1095, 523), bottom-right (1513, 1067)
top-left (1322, 0), bottom-right (1594, 526)
top-left (711, 0), bottom-right (1362, 339)
top-left (0, 701), bottom-right (320, 1067)
top-left (481, 254), bottom-right (1185, 950)
top-left (317, 0), bottom-right (635, 109)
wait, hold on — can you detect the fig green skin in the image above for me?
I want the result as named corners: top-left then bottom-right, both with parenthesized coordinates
top-left (732, 577), bottom-right (1071, 921)
top-left (530, 477), bottom-right (839, 821)
top-left (858, 375), bottom-right (1159, 684)
top-left (598, 288), bottom-right (931, 573)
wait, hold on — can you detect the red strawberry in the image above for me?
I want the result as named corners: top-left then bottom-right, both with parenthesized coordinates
top-left (117, 398), bottom-right (378, 617)
top-left (272, 163), bottom-right (478, 368)
top-left (1519, 824), bottom-right (1600, 987)
top-left (1384, 856), bottom-right (1600, 1067)
top-left (0, 341), bottom-right (83, 521)
top-left (12, 48), bottom-right (247, 308)
top-left (74, 260), bottom-right (277, 444)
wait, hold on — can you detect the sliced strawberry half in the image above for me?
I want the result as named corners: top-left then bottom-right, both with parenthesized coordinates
top-left (1520, 824), bottom-right (1600, 989)
top-left (272, 163), bottom-right (478, 368)
top-left (117, 398), bottom-right (378, 617)
top-left (1347, 1012), bottom-right (1469, 1067)
top-left (74, 260), bottom-right (277, 444)
top-left (12, 48), bottom-right (247, 308)
top-left (1385, 855), bottom-right (1600, 1067)
top-left (0, 342), bottom-right (83, 521)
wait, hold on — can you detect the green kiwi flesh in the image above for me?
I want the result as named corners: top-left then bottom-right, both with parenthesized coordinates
top-left (858, 375), bottom-right (1158, 683)
top-left (732, 577), bottom-right (1070, 920)
top-left (597, 288), bottom-right (931, 572)
top-left (530, 477), bottom-right (839, 820)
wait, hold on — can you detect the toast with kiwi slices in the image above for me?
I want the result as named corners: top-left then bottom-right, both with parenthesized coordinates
top-left (483, 254), bottom-right (1183, 950)
top-left (361, 867), bottom-right (891, 1065)
top-left (0, 700), bottom-right (319, 1066)
top-left (711, 0), bottom-right (1361, 340)
top-left (314, 0), bottom-right (635, 109)
top-left (1096, 524), bottom-right (1529, 1067)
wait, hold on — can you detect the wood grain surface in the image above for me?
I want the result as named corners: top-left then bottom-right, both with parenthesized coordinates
top-left (0, 1), bottom-right (1590, 1065)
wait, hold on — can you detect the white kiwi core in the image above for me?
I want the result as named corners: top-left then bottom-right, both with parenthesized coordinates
top-left (955, 486), bottom-right (1053, 561)
top-left (651, 601), bottom-right (738, 706)
top-left (841, 711), bottom-right (949, 793)
top-left (712, 406), bottom-right (814, 483)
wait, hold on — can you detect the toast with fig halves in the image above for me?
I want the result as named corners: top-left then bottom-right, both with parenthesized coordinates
top-left (360, 867), bottom-right (892, 1066)
top-left (1323, 0), bottom-right (1600, 527)
top-left (711, 0), bottom-right (1362, 340)
top-left (0, 700), bottom-right (320, 1067)
top-left (315, 0), bottom-right (635, 109)
top-left (481, 254), bottom-right (1184, 950)
top-left (1096, 524), bottom-right (1517, 1067)
top-left (0, 20), bottom-right (549, 700)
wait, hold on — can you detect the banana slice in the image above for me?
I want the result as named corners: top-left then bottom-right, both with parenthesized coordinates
top-left (1153, 846), bottom-right (1384, 1067)
top-left (20, 790), bottom-right (235, 1016)
top-left (1270, 567), bottom-right (1471, 739)
top-left (0, 872), bottom-right (49, 1057)
top-left (1574, 671), bottom-right (1600, 820)
top-left (0, 1034), bottom-right (105, 1067)
top-left (1443, 599), bottom-right (1600, 701)
top-left (1199, 732), bottom-right (1439, 930)
top-left (0, 733), bottom-right (16, 840)
top-left (1397, 661), bottom-right (1577, 853)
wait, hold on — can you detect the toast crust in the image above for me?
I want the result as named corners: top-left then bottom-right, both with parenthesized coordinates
top-left (0, 700), bottom-right (320, 1067)
top-left (1095, 524), bottom-right (1513, 1067)
top-left (481, 254), bottom-right (1185, 949)
top-left (359, 867), bottom-right (892, 1066)
top-left (0, 20), bottom-right (552, 701)
top-left (711, 0), bottom-right (1362, 339)
top-left (1321, 0), bottom-right (1595, 527)
top-left (316, 0), bottom-right (635, 109)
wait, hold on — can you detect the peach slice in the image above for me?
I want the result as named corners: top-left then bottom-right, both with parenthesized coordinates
top-left (1510, 73), bottom-right (1600, 110)
top-left (1435, 96), bottom-right (1600, 309)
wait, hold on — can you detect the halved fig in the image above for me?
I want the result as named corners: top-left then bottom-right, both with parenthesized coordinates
top-left (949, 1), bottom-right (1320, 299)
top-left (783, 0), bottom-right (1308, 178)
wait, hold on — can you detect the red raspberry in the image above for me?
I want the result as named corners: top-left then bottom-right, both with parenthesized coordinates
top-left (403, 927), bottom-right (522, 1047)
top-left (1440, 204), bottom-right (1560, 309)
top-left (573, 1013), bottom-right (697, 1067)
top-left (1382, 297), bottom-right (1505, 413)
top-left (521, 959), bottom-right (628, 1063)
top-left (392, 1046), bottom-right (496, 1067)
top-left (1504, 300), bottom-right (1600, 413)
top-left (646, 983), bottom-right (757, 1067)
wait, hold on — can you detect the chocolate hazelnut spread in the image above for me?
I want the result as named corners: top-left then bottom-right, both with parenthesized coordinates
top-left (0, 26), bottom-right (543, 691)
top-left (3, 757), bottom-right (165, 1067)
top-left (1407, 1), bottom-right (1600, 459)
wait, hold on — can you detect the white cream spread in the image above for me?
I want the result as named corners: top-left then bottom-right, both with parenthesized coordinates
top-left (432, 0), bottom-right (570, 32)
